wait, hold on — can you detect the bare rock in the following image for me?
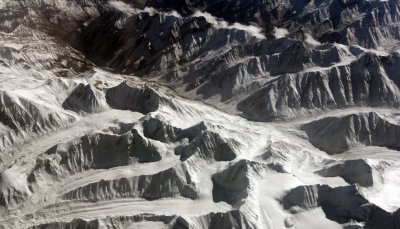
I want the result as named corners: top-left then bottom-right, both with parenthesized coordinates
top-left (303, 112), bottom-right (400, 153)
top-left (131, 129), bottom-right (162, 163)
top-left (62, 83), bottom-right (107, 113)
top-left (106, 82), bottom-right (160, 114)
top-left (317, 159), bottom-right (373, 187)
top-left (63, 165), bottom-right (199, 201)
top-left (212, 160), bottom-right (265, 206)
top-left (142, 115), bottom-right (181, 143)
top-left (176, 130), bottom-right (238, 161)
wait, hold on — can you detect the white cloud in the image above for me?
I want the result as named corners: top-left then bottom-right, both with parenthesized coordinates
top-left (108, 1), bottom-right (182, 18)
top-left (108, 1), bottom-right (139, 14)
top-left (192, 10), bottom-right (265, 39)
top-left (107, 3), bottom-right (264, 39)
top-left (273, 27), bottom-right (289, 39)
top-left (305, 33), bottom-right (321, 46)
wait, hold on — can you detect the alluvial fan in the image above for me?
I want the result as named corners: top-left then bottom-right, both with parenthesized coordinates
top-left (0, 0), bottom-right (400, 228)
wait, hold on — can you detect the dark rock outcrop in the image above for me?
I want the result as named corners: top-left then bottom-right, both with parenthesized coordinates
top-left (212, 160), bottom-right (265, 206)
top-left (131, 129), bottom-right (162, 163)
top-left (63, 166), bottom-right (199, 201)
top-left (29, 214), bottom-right (178, 229)
top-left (142, 116), bottom-right (181, 143)
top-left (282, 184), bottom-right (399, 228)
top-left (303, 112), bottom-right (400, 153)
top-left (175, 130), bottom-right (238, 161)
top-left (238, 52), bottom-right (400, 121)
top-left (317, 159), bottom-right (373, 187)
top-left (62, 83), bottom-right (107, 113)
top-left (106, 82), bottom-right (160, 114)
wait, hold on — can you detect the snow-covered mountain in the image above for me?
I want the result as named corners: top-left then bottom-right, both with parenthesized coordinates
top-left (0, 0), bottom-right (399, 228)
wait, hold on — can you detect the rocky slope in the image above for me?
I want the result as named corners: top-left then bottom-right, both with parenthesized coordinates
top-left (57, 1), bottom-right (400, 122)
top-left (146, 0), bottom-right (400, 50)
top-left (0, 0), bottom-right (400, 229)
top-left (303, 112), bottom-right (400, 153)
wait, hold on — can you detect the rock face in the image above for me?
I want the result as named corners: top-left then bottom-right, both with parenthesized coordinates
top-left (318, 185), bottom-right (369, 223)
top-left (176, 210), bottom-right (254, 229)
top-left (212, 160), bottom-right (265, 206)
top-left (130, 129), bottom-right (162, 163)
top-left (141, 116), bottom-right (208, 143)
top-left (0, 89), bottom-right (74, 151)
top-left (28, 211), bottom-right (254, 229)
top-left (175, 130), bottom-right (238, 161)
top-left (29, 218), bottom-right (100, 229)
top-left (142, 116), bottom-right (181, 143)
top-left (303, 112), bottom-right (400, 153)
top-left (282, 184), bottom-right (400, 228)
top-left (106, 82), bottom-right (160, 114)
top-left (205, 210), bottom-right (253, 229)
top-left (63, 165), bottom-right (199, 201)
top-left (28, 214), bottom-right (178, 229)
top-left (54, 2), bottom-right (400, 121)
top-left (0, 91), bottom-right (45, 132)
top-left (26, 129), bottom-right (165, 185)
top-left (146, 0), bottom-right (400, 50)
top-left (317, 159), bottom-right (373, 187)
top-left (4, 0), bottom-right (400, 122)
top-left (30, 132), bottom-right (132, 177)
top-left (141, 115), bottom-right (239, 161)
top-left (238, 52), bottom-right (400, 121)
top-left (282, 184), bottom-right (390, 225)
top-left (362, 206), bottom-right (400, 229)
top-left (282, 185), bottom-right (320, 212)
top-left (0, 171), bottom-right (30, 209)
top-left (62, 83), bottom-right (107, 113)
top-left (2, 0), bottom-right (400, 228)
